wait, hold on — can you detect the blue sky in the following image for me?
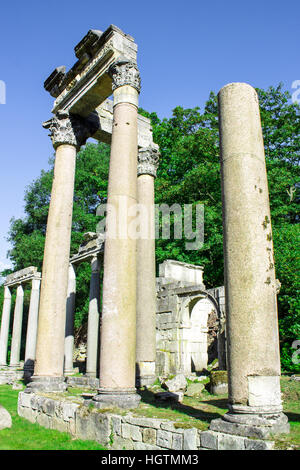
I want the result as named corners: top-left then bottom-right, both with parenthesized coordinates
top-left (0, 0), bottom-right (299, 271)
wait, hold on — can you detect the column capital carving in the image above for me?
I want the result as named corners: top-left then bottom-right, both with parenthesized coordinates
top-left (43, 111), bottom-right (99, 150)
top-left (137, 146), bottom-right (160, 177)
top-left (109, 58), bottom-right (141, 93)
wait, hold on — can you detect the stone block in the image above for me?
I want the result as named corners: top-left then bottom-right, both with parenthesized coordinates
top-left (36, 412), bottom-right (51, 429)
top-left (0, 405), bottom-right (12, 430)
top-left (157, 429), bottom-right (173, 448)
top-left (200, 431), bottom-right (218, 449)
top-left (134, 441), bottom-right (161, 450)
top-left (143, 427), bottom-right (157, 445)
top-left (18, 391), bottom-right (32, 408)
top-left (244, 439), bottom-right (275, 450)
top-left (172, 433), bottom-right (183, 450)
top-left (183, 428), bottom-right (199, 450)
top-left (217, 432), bottom-right (246, 450)
top-left (62, 402), bottom-right (79, 421)
top-left (112, 435), bottom-right (134, 450)
top-left (51, 416), bottom-right (69, 433)
top-left (111, 415), bottom-right (122, 435)
top-left (122, 423), bottom-right (142, 441)
top-left (124, 415), bottom-right (161, 429)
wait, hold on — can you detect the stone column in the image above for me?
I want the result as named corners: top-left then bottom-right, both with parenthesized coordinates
top-left (86, 256), bottom-right (101, 378)
top-left (64, 264), bottom-right (76, 376)
top-left (93, 59), bottom-right (141, 409)
top-left (136, 146), bottom-right (160, 386)
top-left (9, 284), bottom-right (24, 368)
top-left (28, 112), bottom-right (94, 392)
top-left (0, 286), bottom-right (12, 367)
top-left (24, 277), bottom-right (41, 379)
top-left (210, 82), bottom-right (289, 438)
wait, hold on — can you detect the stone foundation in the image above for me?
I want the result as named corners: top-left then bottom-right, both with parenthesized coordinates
top-left (17, 391), bottom-right (275, 450)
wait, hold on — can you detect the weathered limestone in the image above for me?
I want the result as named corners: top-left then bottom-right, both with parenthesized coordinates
top-left (211, 82), bottom-right (289, 437)
top-left (0, 286), bottom-right (12, 367)
top-left (64, 264), bottom-right (76, 376)
top-left (24, 276), bottom-right (41, 378)
top-left (28, 113), bottom-right (94, 392)
top-left (9, 285), bottom-right (24, 368)
top-left (136, 146), bottom-right (160, 386)
top-left (86, 256), bottom-right (101, 378)
top-left (93, 59), bottom-right (141, 409)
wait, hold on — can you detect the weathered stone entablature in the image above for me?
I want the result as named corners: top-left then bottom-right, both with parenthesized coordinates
top-left (109, 58), bottom-right (141, 93)
top-left (137, 145), bottom-right (160, 177)
top-left (70, 232), bottom-right (105, 265)
top-left (5, 266), bottom-right (41, 287)
top-left (45, 25), bottom-right (138, 116)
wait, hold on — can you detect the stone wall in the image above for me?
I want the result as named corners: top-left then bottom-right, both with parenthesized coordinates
top-left (17, 391), bottom-right (274, 450)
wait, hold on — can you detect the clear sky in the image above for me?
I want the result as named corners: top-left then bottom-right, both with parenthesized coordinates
top-left (0, 0), bottom-right (299, 271)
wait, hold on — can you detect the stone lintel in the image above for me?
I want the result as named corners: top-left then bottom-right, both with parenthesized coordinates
top-left (70, 232), bottom-right (104, 266)
top-left (159, 259), bottom-right (204, 286)
top-left (46, 25), bottom-right (138, 117)
top-left (5, 267), bottom-right (41, 287)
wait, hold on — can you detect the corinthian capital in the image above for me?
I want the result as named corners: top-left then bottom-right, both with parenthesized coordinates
top-left (43, 111), bottom-right (99, 150)
top-left (138, 145), bottom-right (160, 178)
top-left (109, 58), bottom-right (141, 93)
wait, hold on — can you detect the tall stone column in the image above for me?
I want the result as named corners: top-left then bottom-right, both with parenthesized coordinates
top-left (136, 146), bottom-right (160, 386)
top-left (86, 256), bottom-right (101, 378)
top-left (9, 285), bottom-right (24, 368)
top-left (93, 59), bottom-right (141, 409)
top-left (0, 286), bottom-right (12, 367)
top-left (28, 112), bottom-right (94, 392)
top-left (64, 264), bottom-right (76, 376)
top-left (210, 82), bottom-right (289, 438)
top-left (24, 277), bottom-right (41, 379)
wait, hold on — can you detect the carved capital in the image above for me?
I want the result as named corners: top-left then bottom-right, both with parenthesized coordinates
top-left (137, 146), bottom-right (160, 178)
top-left (109, 58), bottom-right (141, 93)
top-left (43, 111), bottom-right (99, 150)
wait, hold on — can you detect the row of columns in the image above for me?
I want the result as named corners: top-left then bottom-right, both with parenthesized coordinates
top-left (26, 58), bottom-right (159, 405)
top-left (0, 276), bottom-right (41, 374)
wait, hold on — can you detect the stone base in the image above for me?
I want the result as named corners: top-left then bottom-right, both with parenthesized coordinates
top-left (0, 368), bottom-right (24, 384)
top-left (210, 411), bottom-right (290, 439)
top-left (26, 376), bottom-right (67, 393)
top-left (136, 361), bottom-right (156, 388)
top-left (66, 375), bottom-right (99, 390)
top-left (92, 388), bottom-right (141, 409)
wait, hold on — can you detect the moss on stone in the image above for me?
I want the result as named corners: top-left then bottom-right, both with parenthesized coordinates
top-left (210, 370), bottom-right (228, 386)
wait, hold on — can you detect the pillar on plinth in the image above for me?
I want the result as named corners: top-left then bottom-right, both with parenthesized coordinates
top-left (24, 276), bottom-right (41, 379)
top-left (9, 285), bottom-right (24, 369)
top-left (64, 264), bottom-right (76, 376)
top-left (210, 82), bottom-right (289, 438)
top-left (0, 286), bottom-right (12, 367)
top-left (86, 256), bottom-right (101, 378)
top-left (93, 59), bottom-right (141, 409)
top-left (27, 112), bottom-right (95, 392)
top-left (136, 145), bottom-right (160, 387)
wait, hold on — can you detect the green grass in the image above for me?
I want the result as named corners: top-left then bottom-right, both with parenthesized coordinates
top-left (0, 385), bottom-right (106, 450)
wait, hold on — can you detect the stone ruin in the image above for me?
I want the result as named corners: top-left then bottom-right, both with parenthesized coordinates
top-left (0, 24), bottom-right (289, 450)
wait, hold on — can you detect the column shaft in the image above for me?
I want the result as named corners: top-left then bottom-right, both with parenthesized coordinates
top-left (136, 173), bottom-right (157, 385)
top-left (30, 143), bottom-right (77, 391)
top-left (86, 256), bottom-right (101, 377)
top-left (0, 286), bottom-right (12, 367)
top-left (64, 264), bottom-right (76, 375)
top-left (94, 77), bottom-right (141, 408)
top-left (211, 82), bottom-right (289, 436)
top-left (9, 285), bottom-right (24, 368)
top-left (24, 278), bottom-right (41, 376)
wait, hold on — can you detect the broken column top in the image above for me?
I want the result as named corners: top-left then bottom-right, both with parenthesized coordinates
top-left (70, 232), bottom-right (105, 265)
top-left (44, 24), bottom-right (138, 116)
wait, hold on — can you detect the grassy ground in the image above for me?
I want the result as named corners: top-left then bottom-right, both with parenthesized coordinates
top-left (0, 385), bottom-right (106, 450)
top-left (0, 376), bottom-right (299, 450)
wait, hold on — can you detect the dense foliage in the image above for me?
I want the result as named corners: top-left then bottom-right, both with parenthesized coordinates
top-left (1, 84), bottom-right (299, 371)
